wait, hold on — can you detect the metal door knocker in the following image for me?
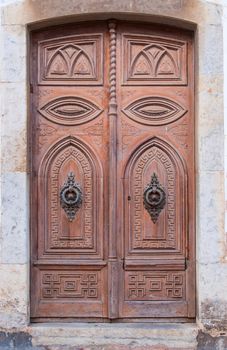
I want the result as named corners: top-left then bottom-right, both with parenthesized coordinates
top-left (60, 172), bottom-right (82, 221)
top-left (143, 172), bottom-right (166, 223)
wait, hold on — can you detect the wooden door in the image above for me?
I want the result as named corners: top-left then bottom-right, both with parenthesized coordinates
top-left (117, 22), bottom-right (195, 320)
top-left (30, 21), bottom-right (195, 321)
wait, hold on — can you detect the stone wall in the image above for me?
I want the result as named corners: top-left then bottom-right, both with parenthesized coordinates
top-left (0, 0), bottom-right (227, 347)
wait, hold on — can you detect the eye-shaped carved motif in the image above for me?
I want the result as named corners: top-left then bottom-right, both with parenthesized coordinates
top-left (60, 172), bottom-right (82, 222)
top-left (143, 173), bottom-right (166, 224)
top-left (122, 96), bottom-right (187, 126)
top-left (39, 96), bottom-right (103, 125)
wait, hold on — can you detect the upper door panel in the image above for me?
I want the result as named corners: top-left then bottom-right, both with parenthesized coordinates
top-left (122, 33), bottom-right (187, 85)
top-left (38, 33), bottom-right (103, 85)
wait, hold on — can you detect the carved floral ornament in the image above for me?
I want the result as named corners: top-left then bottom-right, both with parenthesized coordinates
top-left (60, 172), bottom-right (82, 222)
top-left (143, 172), bottom-right (166, 223)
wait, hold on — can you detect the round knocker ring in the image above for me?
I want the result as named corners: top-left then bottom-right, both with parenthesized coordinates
top-left (144, 187), bottom-right (163, 207)
top-left (143, 173), bottom-right (166, 224)
top-left (60, 172), bottom-right (83, 221)
top-left (61, 187), bottom-right (80, 206)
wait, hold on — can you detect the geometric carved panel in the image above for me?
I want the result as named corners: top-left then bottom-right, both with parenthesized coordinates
top-left (122, 96), bottom-right (187, 126)
top-left (38, 137), bottom-right (102, 254)
top-left (124, 137), bottom-right (187, 253)
top-left (38, 34), bottom-right (103, 85)
top-left (42, 271), bottom-right (100, 299)
top-left (122, 34), bottom-right (187, 85)
top-left (125, 271), bottom-right (185, 301)
top-left (39, 96), bottom-right (103, 125)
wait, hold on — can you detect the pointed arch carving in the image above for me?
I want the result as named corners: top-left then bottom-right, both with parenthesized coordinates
top-left (45, 44), bottom-right (95, 79)
top-left (130, 51), bottom-right (153, 76)
top-left (71, 50), bottom-right (94, 76)
top-left (155, 50), bottom-right (178, 76)
top-left (46, 48), bottom-right (69, 76)
top-left (38, 136), bottom-right (103, 256)
top-left (124, 137), bottom-right (187, 254)
top-left (38, 34), bottom-right (103, 85)
top-left (122, 34), bottom-right (187, 85)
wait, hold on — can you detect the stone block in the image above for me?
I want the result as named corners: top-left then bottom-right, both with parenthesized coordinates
top-left (198, 23), bottom-right (223, 76)
top-left (0, 264), bottom-right (28, 328)
top-left (1, 82), bottom-right (27, 173)
top-left (198, 263), bottom-right (227, 306)
top-left (1, 172), bottom-right (29, 264)
top-left (197, 171), bottom-right (225, 264)
top-left (199, 123), bottom-right (224, 171)
top-left (0, 24), bottom-right (26, 82)
top-left (30, 323), bottom-right (198, 349)
top-left (197, 75), bottom-right (224, 171)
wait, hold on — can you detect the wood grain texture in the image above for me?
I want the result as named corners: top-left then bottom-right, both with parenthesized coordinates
top-left (38, 33), bottom-right (103, 85)
top-left (30, 20), bottom-right (195, 321)
top-left (107, 20), bottom-right (119, 319)
top-left (30, 22), bottom-right (109, 319)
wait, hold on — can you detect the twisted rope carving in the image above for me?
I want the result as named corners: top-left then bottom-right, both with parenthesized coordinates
top-left (108, 20), bottom-right (118, 262)
top-left (108, 21), bottom-right (117, 112)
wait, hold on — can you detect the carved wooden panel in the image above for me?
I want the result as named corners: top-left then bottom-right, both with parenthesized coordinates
top-left (124, 138), bottom-right (186, 254)
top-left (84, 119), bottom-right (104, 147)
top-left (125, 271), bottom-right (185, 301)
top-left (122, 96), bottom-right (187, 126)
top-left (41, 271), bottom-right (100, 299)
top-left (31, 22), bottom-right (108, 320)
top-left (38, 137), bottom-right (102, 255)
top-left (38, 34), bottom-right (103, 85)
top-left (122, 34), bottom-right (187, 85)
top-left (31, 21), bottom-right (195, 321)
top-left (32, 266), bottom-right (107, 318)
top-left (37, 123), bottom-right (57, 149)
top-left (167, 122), bottom-right (189, 149)
top-left (121, 119), bottom-right (142, 150)
top-left (39, 96), bottom-right (103, 125)
top-left (117, 22), bottom-right (194, 319)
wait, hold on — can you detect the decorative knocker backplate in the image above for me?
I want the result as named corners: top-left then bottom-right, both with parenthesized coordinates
top-left (60, 172), bottom-right (82, 222)
top-left (143, 172), bottom-right (166, 224)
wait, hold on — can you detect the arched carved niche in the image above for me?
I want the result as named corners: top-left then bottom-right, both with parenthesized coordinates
top-left (124, 137), bottom-right (187, 256)
top-left (38, 34), bottom-right (103, 85)
top-left (122, 34), bottom-right (187, 85)
top-left (38, 136), bottom-right (103, 257)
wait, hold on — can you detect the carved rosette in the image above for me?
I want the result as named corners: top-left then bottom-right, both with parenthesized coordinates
top-left (60, 172), bottom-right (82, 221)
top-left (143, 173), bottom-right (166, 223)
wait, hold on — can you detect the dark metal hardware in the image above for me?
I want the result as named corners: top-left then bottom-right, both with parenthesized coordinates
top-left (60, 172), bottom-right (82, 222)
top-left (143, 172), bottom-right (166, 224)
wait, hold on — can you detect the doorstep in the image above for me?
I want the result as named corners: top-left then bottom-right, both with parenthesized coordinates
top-left (29, 323), bottom-right (198, 349)
top-left (3, 322), bottom-right (227, 349)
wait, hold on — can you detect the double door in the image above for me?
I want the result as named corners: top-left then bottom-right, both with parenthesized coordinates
top-left (30, 20), bottom-right (195, 321)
